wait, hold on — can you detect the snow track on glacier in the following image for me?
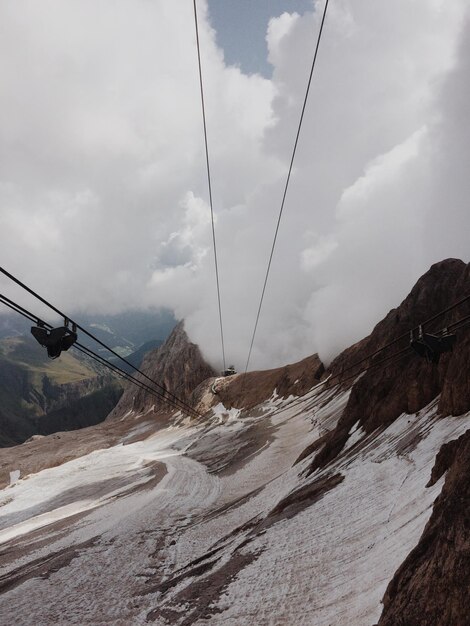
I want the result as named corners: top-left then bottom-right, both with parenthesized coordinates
top-left (0, 389), bottom-right (468, 626)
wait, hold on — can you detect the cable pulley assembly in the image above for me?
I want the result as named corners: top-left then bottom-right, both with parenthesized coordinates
top-left (409, 325), bottom-right (456, 364)
top-left (31, 318), bottom-right (78, 359)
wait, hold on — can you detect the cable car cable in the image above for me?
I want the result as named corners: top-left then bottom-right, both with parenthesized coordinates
top-left (0, 294), bottom-right (37, 324)
top-left (270, 345), bottom-right (412, 419)
top-left (419, 292), bottom-right (470, 329)
top-left (72, 343), bottom-right (200, 417)
top-left (0, 267), bottom-right (200, 415)
top-left (335, 292), bottom-right (470, 383)
top-left (266, 301), bottom-right (470, 419)
top-left (0, 294), bottom-right (199, 418)
top-left (243, 0), bottom-right (330, 377)
top-left (193, 0), bottom-right (226, 372)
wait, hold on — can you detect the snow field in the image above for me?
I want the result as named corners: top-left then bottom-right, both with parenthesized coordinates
top-left (0, 386), bottom-right (468, 626)
top-left (202, 405), bottom-right (469, 625)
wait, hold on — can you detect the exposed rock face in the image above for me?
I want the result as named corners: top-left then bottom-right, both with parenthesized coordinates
top-left (109, 321), bottom-right (216, 418)
top-left (377, 428), bottom-right (470, 626)
top-left (437, 261), bottom-right (470, 415)
top-left (211, 354), bottom-right (324, 411)
top-left (0, 359), bottom-right (36, 446)
top-left (310, 259), bottom-right (470, 472)
top-left (37, 384), bottom-right (123, 437)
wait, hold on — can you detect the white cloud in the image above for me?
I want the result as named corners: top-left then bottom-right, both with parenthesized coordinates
top-left (337, 128), bottom-right (427, 220)
top-left (0, 0), bottom-right (469, 371)
top-left (267, 12), bottom-right (300, 69)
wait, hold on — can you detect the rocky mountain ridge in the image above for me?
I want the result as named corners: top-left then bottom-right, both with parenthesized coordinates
top-left (308, 258), bottom-right (470, 473)
top-left (0, 258), bottom-right (468, 625)
top-left (205, 353), bottom-right (324, 411)
top-left (113, 259), bottom-right (469, 434)
top-left (108, 321), bottom-right (216, 420)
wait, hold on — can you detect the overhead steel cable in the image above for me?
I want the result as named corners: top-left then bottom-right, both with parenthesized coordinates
top-left (0, 267), bottom-right (199, 416)
top-left (243, 0), bottom-right (330, 376)
top-left (0, 267), bottom-right (203, 418)
top-left (269, 346), bottom-right (413, 419)
top-left (335, 292), bottom-right (470, 383)
top-left (420, 292), bottom-right (470, 328)
top-left (0, 293), bottom-right (201, 418)
top-left (0, 295), bottom-right (200, 420)
top-left (70, 343), bottom-right (189, 414)
top-left (338, 345), bottom-right (411, 386)
top-left (72, 345), bottom-right (198, 417)
top-left (0, 294), bottom-right (197, 416)
top-left (448, 312), bottom-right (470, 332)
top-left (0, 295), bottom-right (37, 324)
top-left (193, 0), bottom-right (226, 372)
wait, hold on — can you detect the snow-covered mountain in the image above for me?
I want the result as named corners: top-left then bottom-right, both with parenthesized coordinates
top-left (0, 259), bottom-right (469, 625)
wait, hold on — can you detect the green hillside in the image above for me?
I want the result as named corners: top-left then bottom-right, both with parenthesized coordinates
top-left (0, 335), bottom-right (122, 447)
top-left (0, 309), bottom-right (173, 446)
top-left (0, 336), bottom-right (97, 386)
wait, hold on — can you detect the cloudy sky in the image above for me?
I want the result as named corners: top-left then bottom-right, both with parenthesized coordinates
top-left (0, 0), bottom-right (469, 370)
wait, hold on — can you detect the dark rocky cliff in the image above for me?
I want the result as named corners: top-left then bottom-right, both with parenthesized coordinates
top-left (310, 258), bottom-right (470, 472)
top-left (0, 359), bottom-right (37, 446)
top-left (109, 321), bottom-right (216, 419)
top-left (0, 376), bottom-right (122, 447)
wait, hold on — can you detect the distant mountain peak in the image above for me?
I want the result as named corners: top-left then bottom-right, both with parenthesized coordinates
top-left (109, 320), bottom-right (216, 419)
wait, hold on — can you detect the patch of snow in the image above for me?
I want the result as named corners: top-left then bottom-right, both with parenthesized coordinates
top-left (0, 427), bottom-right (197, 543)
top-left (208, 406), bottom-right (469, 626)
top-left (343, 420), bottom-right (365, 452)
top-left (9, 470), bottom-right (20, 486)
top-left (211, 403), bottom-right (241, 424)
top-left (120, 421), bottom-right (155, 443)
top-left (0, 501), bottom-right (102, 545)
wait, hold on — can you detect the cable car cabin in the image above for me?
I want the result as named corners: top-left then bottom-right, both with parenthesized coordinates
top-left (222, 365), bottom-right (237, 377)
top-left (31, 323), bottom-right (77, 359)
top-left (410, 326), bottom-right (456, 364)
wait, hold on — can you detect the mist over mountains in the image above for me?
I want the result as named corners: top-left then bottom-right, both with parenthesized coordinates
top-left (0, 309), bottom-right (175, 353)
top-left (0, 1), bottom-right (468, 370)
